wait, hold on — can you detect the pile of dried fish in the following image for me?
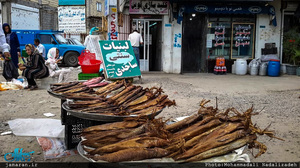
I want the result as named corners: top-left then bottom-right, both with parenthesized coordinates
top-left (50, 77), bottom-right (109, 94)
top-left (81, 99), bottom-right (283, 162)
top-left (64, 80), bottom-right (176, 116)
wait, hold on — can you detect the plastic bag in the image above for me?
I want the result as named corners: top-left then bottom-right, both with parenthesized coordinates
top-left (37, 137), bottom-right (78, 160)
top-left (261, 54), bottom-right (279, 62)
top-left (78, 49), bottom-right (96, 65)
top-left (12, 76), bottom-right (28, 88)
top-left (84, 35), bottom-right (105, 60)
top-left (249, 58), bottom-right (261, 68)
top-left (3, 60), bottom-right (19, 81)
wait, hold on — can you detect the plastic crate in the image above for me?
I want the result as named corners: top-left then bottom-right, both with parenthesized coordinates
top-left (65, 115), bottom-right (108, 149)
top-left (78, 72), bottom-right (101, 80)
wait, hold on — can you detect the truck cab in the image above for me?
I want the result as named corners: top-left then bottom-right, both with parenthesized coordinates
top-left (14, 30), bottom-right (85, 67)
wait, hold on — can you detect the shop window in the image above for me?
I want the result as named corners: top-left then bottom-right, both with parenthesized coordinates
top-left (206, 16), bottom-right (255, 60)
top-left (231, 23), bottom-right (255, 59)
top-left (207, 22), bottom-right (232, 59)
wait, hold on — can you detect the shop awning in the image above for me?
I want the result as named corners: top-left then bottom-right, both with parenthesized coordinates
top-left (175, 4), bottom-right (277, 26)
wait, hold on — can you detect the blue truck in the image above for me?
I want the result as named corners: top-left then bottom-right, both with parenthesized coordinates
top-left (14, 30), bottom-right (85, 67)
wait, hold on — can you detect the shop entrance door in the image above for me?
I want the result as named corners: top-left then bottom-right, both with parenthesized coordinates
top-left (182, 13), bottom-right (206, 72)
top-left (132, 19), bottom-right (162, 72)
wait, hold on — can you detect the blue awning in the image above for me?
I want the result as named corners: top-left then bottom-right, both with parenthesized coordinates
top-left (176, 4), bottom-right (277, 26)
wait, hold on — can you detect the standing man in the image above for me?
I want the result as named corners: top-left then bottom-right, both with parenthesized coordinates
top-left (128, 30), bottom-right (143, 67)
top-left (34, 39), bottom-right (46, 58)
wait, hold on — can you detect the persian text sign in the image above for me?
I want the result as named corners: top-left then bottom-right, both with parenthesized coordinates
top-left (108, 7), bottom-right (118, 40)
top-left (129, 0), bottom-right (169, 15)
top-left (58, 6), bottom-right (86, 33)
top-left (99, 40), bottom-right (141, 79)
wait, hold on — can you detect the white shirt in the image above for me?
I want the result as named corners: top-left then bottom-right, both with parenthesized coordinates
top-left (0, 27), bottom-right (10, 53)
top-left (128, 32), bottom-right (143, 47)
top-left (37, 43), bottom-right (46, 58)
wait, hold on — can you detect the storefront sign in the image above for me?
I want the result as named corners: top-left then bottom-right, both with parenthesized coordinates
top-left (206, 34), bottom-right (214, 48)
top-left (99, 40), bottom-right (141, 79)
top-left (231, 23), bottom-right (255, 59)
top-left (260, 25), bottom-right (266, 28)
top-left (194, 5), bottom-right (208, 12)
top-left (176, 4), bottom-right (277, 26)
top-left (105, 0), bottom-right (109, 16)
top-left (129, 0), bottom-right (169, 15)
top-left (214, 26), bottom-right (225, 47)
top-left (108, 7), bottom-right (118, 40)
top-left (234, 24), bottom-right (251, 47)
top-left (58, 6), bottom-right (86, 33)
top-left (110, 0), bottom-right (117, 6)
top-left (59, 0), bottom-right (85, 5)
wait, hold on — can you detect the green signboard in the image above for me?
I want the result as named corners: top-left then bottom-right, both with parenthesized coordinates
top-left (99, 40), bottom-right (141, 79)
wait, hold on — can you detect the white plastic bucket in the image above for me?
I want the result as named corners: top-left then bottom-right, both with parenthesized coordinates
top-left (236, 59), bottom-right (247, 75)
top-left (232, 61), bottom-right (236, 74)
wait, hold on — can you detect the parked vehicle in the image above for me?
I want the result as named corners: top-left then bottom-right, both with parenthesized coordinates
top-left (14, 30), bottom-right (85, 66)
top-left (66, 38), bottom-right (84, 46)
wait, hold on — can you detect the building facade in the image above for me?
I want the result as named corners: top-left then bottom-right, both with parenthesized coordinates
top-left (118, 0), bottom-right (299, 74)
top-left (86, 0), bottom-right (105, 33)
top-left (167, 0), bottom-right (283, 73)
top-left (0, 0), bottom-right (58, 30)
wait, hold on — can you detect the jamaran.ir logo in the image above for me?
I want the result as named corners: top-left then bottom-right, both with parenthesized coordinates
top-left (4, 148), bottom-right (35, 162)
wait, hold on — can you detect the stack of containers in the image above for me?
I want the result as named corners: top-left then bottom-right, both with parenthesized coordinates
top-left (214, 57), bottom-right (227, 75)
top-left (78, 50), bottom-right (102, 80)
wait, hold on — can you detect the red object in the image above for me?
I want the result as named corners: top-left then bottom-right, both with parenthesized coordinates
top-left (216, 57), bottom-right (225, 66)
top-left (78, 49), bottom-right (101, 74)
top-left (289, 40), bottom-right (295, 43)
top-left (80, 60), bottom-right (102, 74)
top-left (78, 50), bottom-right (96, 64)
top-left (270, 59), bottom-right (280, 62)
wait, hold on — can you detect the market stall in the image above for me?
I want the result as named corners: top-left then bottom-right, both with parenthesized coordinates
top-left (78, 99), bottom-right (283, 163)
top-left (47, 78), bottom-right (176, 149)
